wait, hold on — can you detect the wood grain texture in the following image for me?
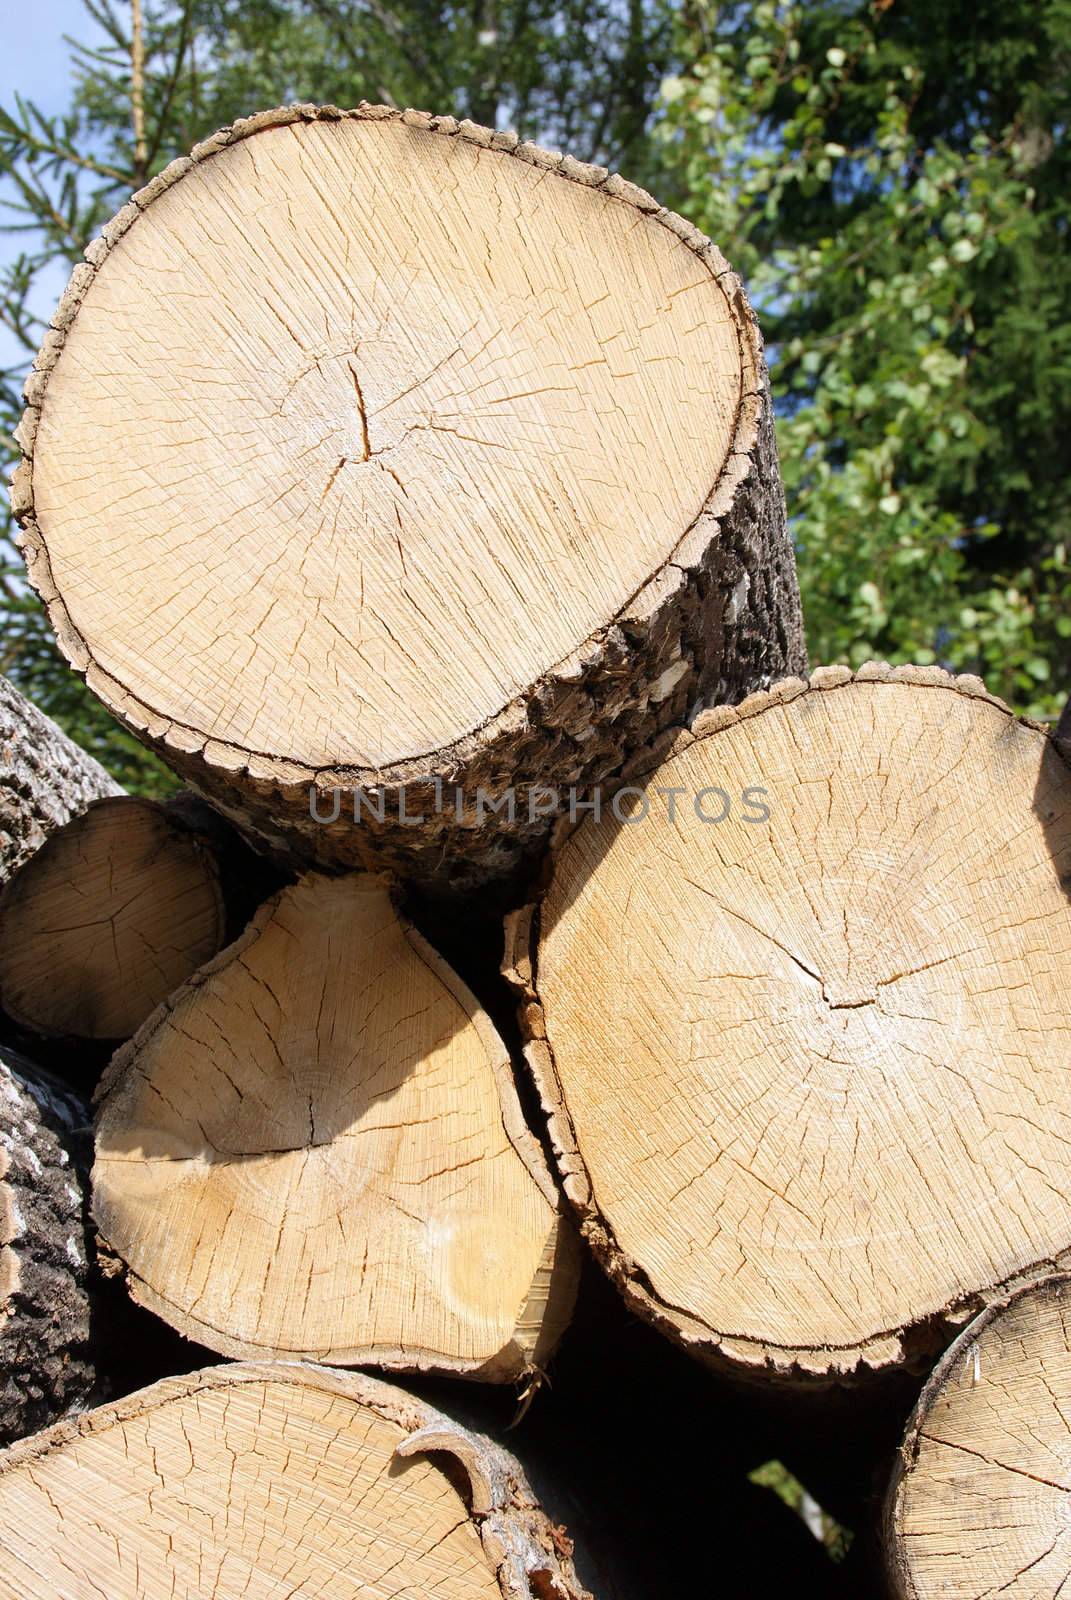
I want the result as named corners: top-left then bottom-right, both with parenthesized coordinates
top-left (0, 795), bottom-right (225, 1039)
top-left (510, 663), bottom-right (1071, 1380)
top-left (0, 1362), bottom-right (592, 1599)
top-left (0, 673), bottom-right (121, 883)
top-left (93, 872), bottom-right (578, 1376)
top-left (13, 103), bottom-right (804, 884)
top-left (886, 1274), bottom-right (1071, 1599)
top-left (0, 1044), bottom-right (93, 1444)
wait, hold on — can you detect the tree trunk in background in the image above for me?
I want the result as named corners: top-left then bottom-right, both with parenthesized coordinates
top-left (0, 1043), bottom-right (94, 1444)
top-left (13, 103), bottom-right (804, 887)
top-left (0, 674), bottom-right (121, 882)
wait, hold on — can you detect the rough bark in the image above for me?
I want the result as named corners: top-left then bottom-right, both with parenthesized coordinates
top-left (508, 662), bottom-right (1071, 1382)
top-left (0, 1043), bottom-right (94, 1444)
top-left (885, 1273), bottom-right (1071, 1599)
top-left (93, 872), bottom-right (578, 1377)
top-left (0, 794), bottom-right (227, 1039)
top-left (13, 102), bottom-right (805, 888)
top-left (0, 1361), bottom-right (592, 1598)
top-left (0, 673), bottom-right (121, 882)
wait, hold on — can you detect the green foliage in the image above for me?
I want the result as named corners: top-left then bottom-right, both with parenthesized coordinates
top-left (658, 0), bottom-right (1070, 715)
top-left (748, 1459), bottom-right (853, 1562)
top-left (0, 0), bottom-right (1067, 790)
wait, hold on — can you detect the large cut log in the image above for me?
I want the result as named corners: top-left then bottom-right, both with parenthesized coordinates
top-left (0, 1043), bottom-right (93, 1443)
top-left (885, 1274), bottom-right (1071, 1599)
top-left (0, 1361), bottom-right (591, 1599)
top-left (508, 663), bottom-right (1071, 1380)
top-left (0, 795), bottom-right (226, 1039)
top-left (93, 872), bottom-right (578, 1375)
top-left (12, 102), bottom-right (805, 886)
top-left (0, 672), bottom-right (121, 881)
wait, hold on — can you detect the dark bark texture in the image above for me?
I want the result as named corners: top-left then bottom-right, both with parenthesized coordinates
top-left (0, 1043), bottom-right (94, 1443)
top-left (0, 674), bottom-right (122, 882)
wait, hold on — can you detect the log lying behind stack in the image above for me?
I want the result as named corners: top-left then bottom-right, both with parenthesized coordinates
top-left (0, 672), bottom-right (121, 880)
top-left (0, 1362), bottom-right (591, 1599)
top-left (886, 1274), bottom-right (1071, 1599)
top-left (0, 1044), bottom-right (92, 1444)
top-left (13, 102), bottom-right (805, 884)
top-left (510, 663), bottom-right (1071, 1381)
top-left (0, 795), bottom-right (226, 1040)
top-left (94, 872), bottom-right (578, 1376)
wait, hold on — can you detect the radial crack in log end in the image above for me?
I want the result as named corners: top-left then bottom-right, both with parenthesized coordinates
top-left (515, 665), bottom-right (1071, 1381)
top-left (93, 872), bottom-right (579, 1376)
top-left (0, 795), bottom-right (226, 1041)
top-left (0, 1363), bottom-right (592, 1599)
top-left (886, 1273), bottom-right (1071, 1599)
top-left (15, 106), bottom-right (804, 885)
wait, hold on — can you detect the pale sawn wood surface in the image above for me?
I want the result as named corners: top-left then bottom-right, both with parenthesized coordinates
top-left (0, 1362), bottom-right (592, 1599)
top-left (94, 873), bottom-right (577, 1376)
top-left (518, 663), bottom-right (1071, 1379)
top-left (13, 104), bottom-right (805, 881)
top-left (887, 1274), bottom-right (1071, 1599)
top-left (0, 796), bottom-right (225, 1040)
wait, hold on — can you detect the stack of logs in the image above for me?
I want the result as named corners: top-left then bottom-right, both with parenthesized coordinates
top-left (2, 104), bottom-right (1070, 1600)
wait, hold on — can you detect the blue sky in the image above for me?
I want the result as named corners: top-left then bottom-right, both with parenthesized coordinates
top-left (2, 1), bottom-right (109, 369)
top-left (2, 0), bottom-right (106, 118)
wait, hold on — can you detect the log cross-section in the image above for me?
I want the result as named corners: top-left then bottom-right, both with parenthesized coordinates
top-left (93, 872), bottom-right (578, 1376)
top-left (510, 663), bottom-right (1071, 1380)
top-left (0, 1362), bottom-right (592, 1599)
top-left (886, 1274), bottom-right (1071, 1599)
top-left (0, 795), bottom-right (226, 1040)
top-left (13, 103), bottom-right (804, 883)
